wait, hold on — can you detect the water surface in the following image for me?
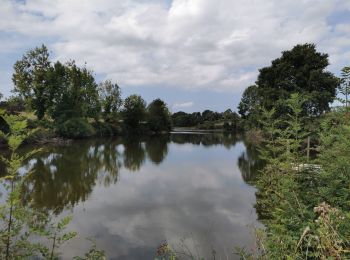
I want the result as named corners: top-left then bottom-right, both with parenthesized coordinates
top-left (18, 133), bottom-right (262, 259)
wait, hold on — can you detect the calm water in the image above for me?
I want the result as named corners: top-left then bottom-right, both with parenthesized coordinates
top-left (15, 133), bottom-right (262, 259)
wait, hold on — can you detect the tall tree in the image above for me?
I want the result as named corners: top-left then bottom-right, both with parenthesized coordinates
top-left (99, 80), bottom-right (122, 121)
top-left (256, 43), bottom-right (338, 117)
top-left (122, 95), bottom-right (146, 131)
top-left (12, 45), bottom-right (51, 119)
top-left (238, 85), bottom-right (260, 119)
top-left (147, 98), bottom-right (171, 132)
top-left (238, 44), bottom-right (339, 126)
top-left (47, 61), bottom-right (101, 122)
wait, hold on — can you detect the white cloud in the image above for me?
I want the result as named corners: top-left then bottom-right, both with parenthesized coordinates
top-left (172, 101), bottom-right (194, 109)
top-left (0, 0), bottom-right (350, 93)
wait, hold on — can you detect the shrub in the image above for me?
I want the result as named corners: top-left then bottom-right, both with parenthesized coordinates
top-left (27, 118), bottom-right (55, 130)
top-left (24, 127), bottom-right (57, 144)
top-left (92, 121), bottom-right (121, 136)
top-left (57, 117), bottom-right (95, 138)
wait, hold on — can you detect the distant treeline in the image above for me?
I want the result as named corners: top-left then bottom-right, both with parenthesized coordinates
top-left (0, 44), bottom-right (245, 141)
top-left (172, 109), bottom-right (243, 132)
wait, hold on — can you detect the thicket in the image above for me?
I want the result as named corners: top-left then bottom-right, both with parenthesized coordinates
top-left (236, 44), bottom-right (350, 259)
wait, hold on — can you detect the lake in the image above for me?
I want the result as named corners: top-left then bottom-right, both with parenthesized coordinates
top-left (15, 133), bottom-right (262, 259)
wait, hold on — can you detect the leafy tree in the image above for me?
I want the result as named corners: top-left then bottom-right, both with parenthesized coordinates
top-left (339, 66), bottom-right (350, 107)
top-left (147, 98), bottom-right (171, 132)
top-left (99, 80), bottom-right (122, 121)
top-left (202, 110), bottom-right (221, 121)
top-left (122, 95), bottom-right (146, 132)
top-left (238, 85), bottom-right (260, 120)
top-left (47, 61), bottom-right (101, 123)
top-left (238, 44), bottom-right (339, 127)
top-left (12, 45), bottom-right (51, 119)
top-left (257, 44), bottom-right (338, 117)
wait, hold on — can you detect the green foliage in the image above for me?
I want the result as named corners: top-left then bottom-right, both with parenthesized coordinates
top-left (317, 107), bottom-right (350, 210)
top-left (246, 95), bottom-right (350, 259)
top-left (0, 111), bottom-right (105, 259)
top-left (171, 109), bottom-right (242, 131)
top-left (0, 95), bottom-right (26, 114)
top-left (99, 80), bottom-right (122, 121)
top-left (238, 44), bottom-right (339, 127)
top-left (57, 117), bottom-right (95, 138)
top-left (47, 61), bottom-right (101, 123)
top-left (238, 85), bottom-right (260, 122)
top-left (74, 239), bottom-right (106, 260)
top-left (147, 98), bottom-right (172, 132)
top-left (92, 121), bottom-right (121, 136)
top-left (122, 95), bottom-right (146, 132)
top-left (12, 45), bottom-right (51, 119)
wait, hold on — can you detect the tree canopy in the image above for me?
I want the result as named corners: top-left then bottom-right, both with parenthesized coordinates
top-left (238, 44), bottom-right (339, 124)
top-left (12, 45), bottom-right (51, 119)
top-left (122, 95), bottom-right (146, 132)
top-left (147, 99), bottom-right (171, 132)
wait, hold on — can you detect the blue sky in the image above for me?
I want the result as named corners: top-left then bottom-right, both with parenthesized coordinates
top-left (1, 0), bottom-right (350, 112)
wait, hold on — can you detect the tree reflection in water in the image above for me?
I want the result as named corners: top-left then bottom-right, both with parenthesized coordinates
top-left (3, 133), bottom-right (257, 217)
top-left (238, 140), bottom-right (265, 182)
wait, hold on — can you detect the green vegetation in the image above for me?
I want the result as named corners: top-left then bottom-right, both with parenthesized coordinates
top-left (171, 109), bottom-right (242, 132)
top-left (3, 45), bottom-right (175, 140)
top-left (2, 42), bottom-right (350, 259)
top-left (238, 44), bottom-right (339, 129)
top-left (0, 110), bottom-right (105, 259)
top-left (236, 44), bottom-right (350, 259)
top-left (147, 98), bottom-right (172, 133)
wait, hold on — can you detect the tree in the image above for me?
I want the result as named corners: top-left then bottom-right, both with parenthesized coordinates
top-left (257, 43), bottom-right (338, 117)
top-left (12, 45), bottom-right (51, 119)
top-left (99, 80), bottom-right (122, 121)
top-left (47, 61), bottom-right (101, 122)
top-left (146, 98), bottom-right (171, 132)
top-left (238, 44), bottom-right (339, 126)
top-left (238, 85), bottom-right (260, 119)
top-left (339, 66), bottom-right (350, 107)
top-left (202, 110), bottom-right (216, 121)
top-left (122, 95), bottom-right (146, 131)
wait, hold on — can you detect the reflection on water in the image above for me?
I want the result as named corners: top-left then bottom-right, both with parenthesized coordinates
top-left (7, 133), bottom-right (262, 259)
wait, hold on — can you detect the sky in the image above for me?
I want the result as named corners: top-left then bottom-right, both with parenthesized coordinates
top-left (0, 0), bottom-right (350, 112)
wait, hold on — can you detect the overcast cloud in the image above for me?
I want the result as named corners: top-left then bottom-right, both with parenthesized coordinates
top-left (1, 0), bottom-right (350, 111)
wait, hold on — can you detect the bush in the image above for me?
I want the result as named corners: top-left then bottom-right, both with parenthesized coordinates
top-left (24, 127), bottom-right (57, 144)
top-left (27, 118), bottom-right (55, 130)
top-left (57, 118), bottom-right (95, 138)
top-left (92, 121), bottom-right (122, 136)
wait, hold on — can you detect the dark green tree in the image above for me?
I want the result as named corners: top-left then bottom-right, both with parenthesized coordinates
top-left (12, 45), bottom-right (51, 119)
top-left (47, 61), bottom-right (101, 122)
top-left (146, 98), bottom-right (171, 132)
top-left (122, 95), bottom-right (146, 132)
top-left (257, 43), bottom-right (338, 117)
top-left (238, 44), bottom-right (339, 126)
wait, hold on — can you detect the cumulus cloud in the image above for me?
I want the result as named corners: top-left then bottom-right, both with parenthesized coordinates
top-left (1, 0), bottom-right (350, 93)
